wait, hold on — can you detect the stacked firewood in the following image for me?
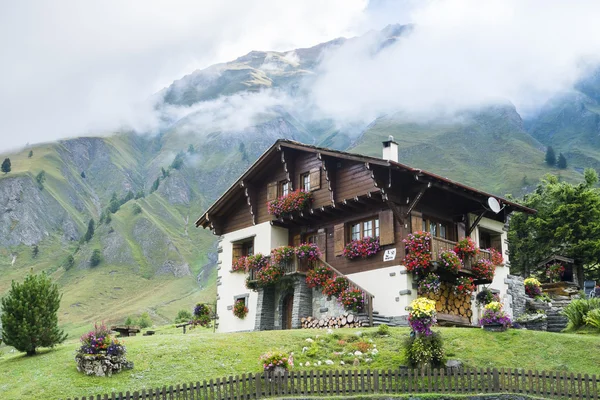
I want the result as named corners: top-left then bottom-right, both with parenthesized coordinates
top-left (301, 314), bottom-right (368, 329)
top-left (425, 283), bottom-right (473, 321)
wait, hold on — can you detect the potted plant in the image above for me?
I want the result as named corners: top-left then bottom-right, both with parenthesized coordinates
top-left (254, 264), bottom-right (285, 288)
top-left (471, 259), bottom-right (495, 281)
top-left (407, 297), bottom-right (437, 336)
top-left (475, 288), bottom-right (498, 307)
top-left (233, 299), bottom-right (249, 319)
top-left (322, 276), bottom-right (349, 298)
top-left (343, 237), bottom-right (380, 259)
top-left (417, 273), bottom-right (441, 295)
top-left (260, 350), bottom-right (292, 377)
top-left (75, 322), bottom-right (132, 377)
top-left (480, 301), bottom-right (511, 331)
top-left (403, 231), bottom-right (432, 278)
top-left (524, 277), bottom-right (542, 298)
top-left (454, 237), bottom-right (478, 260)
top-left (231, 256), bottom-right (248, 273)
top-left (545, 263), bottom-right (565, 283)
top-left (295, 242), bottom-right (322, 270)
top-left (487, 248), bottom-right (504, 266)
top-left (267, 189), bottom-right (312, 215)
top-left (305, 265), bottom-right (333, 289)
top-left (453, 276), bottom-right (475, 297)
top-left (338, 288), bottom-right (365, 313)
top-left (437, 250), bottom-right (462, 274)
top-left (191, 303), bottom-right (212, 328)
top-left (270, 246), bottom-right (295, 268)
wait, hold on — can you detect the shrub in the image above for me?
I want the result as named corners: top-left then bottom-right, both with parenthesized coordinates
top-left (233, 299), bottom-right (249, 319)
top-left (407, 297), bottom-right (437, 336)
top-left (322, 276), bottom-right (349, 298)
top-left (295, 242), bottom-right (322, 261)
top-left (260, 350), bottom-right (292, 371)
top-left (132, 203), bottom-right (142, 215)
top-left (479, 301), bottom-right (511, 328)
top-left (305, 265), bottom-right (333, 288)
top-left (64, 254), bottom-right (75, 270)
top-left (90, 249), bottom-right (102, 267)
top-left (354, 340), bottom-right (372, 353)
top-left (254, 264), bottom-right (285, 287)
top-left (454, 237), bottom-right (478, 259)
top-left (545, 263), bottom-right (565, 283)
top-left (343, 237), bottom-right (380, 259)
top-left (124, 316), bottom-right (134, 326)
top-left (0, 272), bottom-right (67, 355)
top-left (270, 246), bottom-right (295, 264)
top-left (137, 312), bottom-right (152, 329)
top-left (338, 288), bottom-right (365, 313)
top-left (437, 250), bottom-right (462, 274)
top-left (524, 277), bottom-right (542, 298)
top-left (417, 273), bottom-right (441, 295)
top-left (377, 324), bottom-right (390, 336)
top-left (584, 308), bottom-right (600, 330)
top-left (404, 332), bottom-right (445, 368)
top-left (267, 189), bottom-right (312, 215)
top-left (453, 276), bottom-right (475, 296)
top-left (403, 231), bottom-right (432, 278)
top-left (471, 259), bottom-right (495, 281)
top-left (231, 256), bottom-right (248, 273)
top-left (562, 298), bottom-right (600, 331)
top-left (175, 309), bottom-right (192, 324)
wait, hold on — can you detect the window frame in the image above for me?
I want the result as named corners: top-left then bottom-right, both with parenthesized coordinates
top-left (300, 172), bottom-right (311, 191)
top-left (279, 180), bottom-right (290, 197)
top-left (348, 216), bottom-right (380, 241)
top-left (478, 228), bottom-right (502, 252)
top-left (421, 215), bottom-right (457, 241)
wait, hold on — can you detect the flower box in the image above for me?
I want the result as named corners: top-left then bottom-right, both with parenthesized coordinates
top-left (482, 323), bottom-right (508, 332)
top-left (267, 190), bottom-right (312, 215)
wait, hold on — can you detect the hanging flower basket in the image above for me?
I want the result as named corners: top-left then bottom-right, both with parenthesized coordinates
top-left (267, 189), bottom-right (312, 215)
top-left (403, 231), bottom-right (432, 277)
top-left (454, 237), bottom-right (478, 259)
top-left (295, 242), bottom-right (322, 262)
top-left (545, 263), bottom-right (565, 283)
top-left (406, 297), bottom-right (437, 336)
top-left (472, 259), bottom-right (495, 281)
top-left (487, 248), bottom-right (504, 266)
top-left (417, 273), bottom-right (441, 295)
top-left (437, 250), bottom-right (462, 274)
top-left (453, 276), bottom-right (475, 296)
top-left (343, 237), bottom-right (380, 259)
top-left (191, 303), bottom-right (212, 327)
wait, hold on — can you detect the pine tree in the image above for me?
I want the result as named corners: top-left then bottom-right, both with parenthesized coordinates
top-left (150, 177), bottom-right (160, 193)
top-left (90, 249), bottom-right (102, 267)
top-left (108, 192), bottom-right (120, 213)
top-left (32, 245), bottom-right (39, 258)
top-left (1, 272), bottom-right (67, 355)
top-left (80, 171), bottom-right (86, 179)
top-left (35, 170), bottom-right (46, 189)
top-left (557, 153), bottom-right (568, 169)
top-left (545, 146), bottom-right (556, 166)
top-left (28, 150), bottom-right (33, 158)
top-left (1, 158), bottom-right (11, 174)
top-left (83, 219), bottom-right (95, 242)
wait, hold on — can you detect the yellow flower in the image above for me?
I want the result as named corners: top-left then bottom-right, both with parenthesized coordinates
top-left (409, 297), bottom-right (437, 318)
top-left (524, 277), bottom-right (541, 287)
top-left (484, 301), bottom-right (502, 312)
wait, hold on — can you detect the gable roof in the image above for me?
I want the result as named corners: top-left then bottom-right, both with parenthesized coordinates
top-left (196, 139), bottom-right (535, 228)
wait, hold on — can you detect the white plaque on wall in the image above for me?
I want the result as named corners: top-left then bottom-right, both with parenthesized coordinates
top-left (383, 248), bottom-right (396, 262)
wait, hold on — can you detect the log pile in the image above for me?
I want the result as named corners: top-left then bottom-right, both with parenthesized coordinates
top-left (301, 314), bottom-right (367, 329)
top-left (425, 283), bottom-right (473, 322)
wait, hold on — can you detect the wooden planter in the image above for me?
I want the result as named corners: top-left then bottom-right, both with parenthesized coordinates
top-left (482, 323), bottom-right (508, 332)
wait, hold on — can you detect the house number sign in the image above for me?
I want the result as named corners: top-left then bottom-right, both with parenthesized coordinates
top-left (383, 248), bottom-right (396, 262)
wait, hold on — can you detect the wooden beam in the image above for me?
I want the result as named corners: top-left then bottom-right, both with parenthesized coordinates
top-left (318, 153), bottom-right (336, 205)
top-left (466, 211), bottom-right (486, 236)
top-left (405, 183), bottom-right (431, 218)
top-left (386, 201), bottom-right (405, 225)
top-left (240, 181), bottom-right (257, 225)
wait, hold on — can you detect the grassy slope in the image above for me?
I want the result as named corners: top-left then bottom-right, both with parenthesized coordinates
top-left (0, 327), bottom-right (598, 399)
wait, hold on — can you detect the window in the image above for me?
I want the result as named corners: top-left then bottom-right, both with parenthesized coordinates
top-left (349, 217), bottom-right (379, 240)
top-left (306, 234), bottom-right (318, 244)
top-left (279, 180), bottom-right (289, 197)
top-left (233, 238), bottom-right (254, 262)
top-left (479, 228), bottom-right (502, 252)
top-left (301, 172), bottom-right (310, 191)
top-left (422, 216), bottom-right (456, 241)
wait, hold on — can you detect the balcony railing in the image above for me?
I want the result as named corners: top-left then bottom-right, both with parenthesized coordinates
top-left (430, 237), bottom-right (492, 272)
top-left (248, 255), bottom-right (314, 281)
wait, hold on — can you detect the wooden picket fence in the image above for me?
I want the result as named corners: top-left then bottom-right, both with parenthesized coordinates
top-left (65, 367), bottom-right (599, 400)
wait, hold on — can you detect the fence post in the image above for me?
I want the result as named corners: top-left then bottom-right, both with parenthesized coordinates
top-left (493, 368), bottom-right (500, 392)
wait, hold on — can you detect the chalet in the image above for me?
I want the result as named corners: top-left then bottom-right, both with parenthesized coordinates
top-left (195, 138), bottom-right (535, 332)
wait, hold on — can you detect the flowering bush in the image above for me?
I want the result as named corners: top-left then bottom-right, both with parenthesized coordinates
top-left (454, 237), bottom-right (478, 259)
top-left (471, 259), bottom-right (495, 281)
top-left (437, 250), bottom-right (462, 274)
top-left (260, 350), bottom-right (292, 371)
top-left (417, 273), bottom-right (441, 295)
top-left (475, 288), bottom-right (499, 307)
top-left (453, 276), bottom-right (475, 296)
top-left (487, 248), bottom-right (504, 266)
top-left (524, 277), bottom-right (542, 298)
top-left (546, 263), bottom-right (565, 283)
top-left (338, 288), bottom-right (365, 313)
top-left (231, 256), bottom-right (248, 273)
top-left (191, 303), bottom-right (212, 327)
top-left (267, 189), bottom-right (312, 215)
top-left (295, 242), bottom-right (322, 262)
top-left (78, 322), bottom-right (125, 357)
top-left (407, 297), bottom-right (437, 336)
top-left (305, 265), bottom-right (333, 288)
top-left (270, 246), bottom-right (295, 265)
top-left (246, 253), bottom-right (270, 270)
top-left (480, 301), bottom-right (511, 328)
top-left (343, 237), bottom-right (380, 259)
top-left (322, 276), bottom-right (349, 298)
top-left (233, 299), bottom-right (249, 319)
top-left (403, 232), bottom-right (432, 277)
top-left (254, 264), bottom-right (285, 287)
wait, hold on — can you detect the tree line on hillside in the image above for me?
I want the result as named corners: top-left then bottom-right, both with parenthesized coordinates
top-left (545, 146), bottom-right (567, 169)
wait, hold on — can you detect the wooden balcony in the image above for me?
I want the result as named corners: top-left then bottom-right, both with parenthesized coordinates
top-left (248, 255), bottom-right (314, 281)
top-left (430, 237), bottom-right (492, 281)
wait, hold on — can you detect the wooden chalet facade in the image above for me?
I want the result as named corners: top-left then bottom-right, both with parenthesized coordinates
top-left (195, 139), bottom-right (534, 333)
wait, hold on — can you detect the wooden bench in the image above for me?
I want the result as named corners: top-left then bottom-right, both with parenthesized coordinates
top-left (176, 322), bottom-right (192, 334)
top-left (111, 326), bottom-right (141, 337)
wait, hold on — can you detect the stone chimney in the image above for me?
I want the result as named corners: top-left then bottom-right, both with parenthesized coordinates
top-left (382, 135), bottom-right (398, 162)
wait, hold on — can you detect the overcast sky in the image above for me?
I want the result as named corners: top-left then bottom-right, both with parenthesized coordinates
top-left (1, 0), bottom-right (600, 152)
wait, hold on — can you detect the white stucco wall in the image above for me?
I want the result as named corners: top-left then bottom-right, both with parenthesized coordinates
top-left (471, 216), bottom-right (512, 324)
top-left (347, 264), bottom-right (415, 318)
top-left (217, 222), bottom-right (288, 333)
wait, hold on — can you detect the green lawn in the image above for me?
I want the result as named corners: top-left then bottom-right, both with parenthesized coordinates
top-left (0, 326), bottom-right (598, 400)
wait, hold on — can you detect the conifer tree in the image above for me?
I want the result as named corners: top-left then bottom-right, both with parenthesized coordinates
top-left (1, 272), bottom-right (67, 355)
top-left (90, 249), bottom-right (102, 267)
top-left (83, 219), bottom-right (95, 242)
top-left (557, 153), bottom-right (568, 169)
top-left (545, 146), bottom-right (556, 166)
top-left (28, 150), bottom-right (33, 158)
top-left (32, 245), bottom-right (39, 258)
top-left (1, 158), bottom-right (11, 174)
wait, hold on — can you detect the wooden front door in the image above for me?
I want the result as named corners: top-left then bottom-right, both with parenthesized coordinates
top-left (282, 294), bottom-right (294, 330)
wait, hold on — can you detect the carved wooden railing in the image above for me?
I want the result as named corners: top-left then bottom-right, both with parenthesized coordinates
top-left (248, 255), bottom-right (315, 281)
top-left (430, 237), bottom-right (492, 272)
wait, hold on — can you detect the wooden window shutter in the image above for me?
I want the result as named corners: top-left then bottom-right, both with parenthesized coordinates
top-left (315, 232), bottom-right (327, 262)
top-left (232, 243), bottom-right (243, 262)
top-left (457, 222), bottom-right (466, 240)
top-left (293, 234), bottom-right (301, 247)
top-left (410, 211), bottom-right (423, 233)
top-left (309, 168), bottom-right (321, 191)
top-left (334, 223), bottom-right (345, 256)
top-left (379, 209), bottom-right (395, 245)
top-left (491, 234), bottom-right (502, 252)
top-left (267, 181), bottom-right (278, 201)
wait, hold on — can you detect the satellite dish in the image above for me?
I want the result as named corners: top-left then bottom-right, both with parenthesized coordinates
top-left (487, 197), bottom-right (503, 214)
